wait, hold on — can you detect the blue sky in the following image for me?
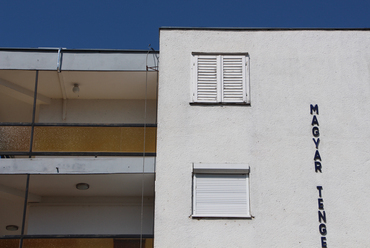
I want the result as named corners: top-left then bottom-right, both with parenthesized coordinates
top-left (1, 0), bottom-right (369, 50)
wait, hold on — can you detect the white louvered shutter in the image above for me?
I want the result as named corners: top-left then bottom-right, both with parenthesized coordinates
top-left (221, 56), bottom-right (246, 102)
top-left (193, 174), bottom-right (249, 217)
top-left (195, 55), bottom-right (219, 102)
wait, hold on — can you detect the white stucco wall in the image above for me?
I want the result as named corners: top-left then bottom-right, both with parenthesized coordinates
top-left (155, 29), bottom-right (370, 247)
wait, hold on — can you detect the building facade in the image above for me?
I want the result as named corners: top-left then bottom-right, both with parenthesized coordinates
top-left (1, 29), bottom-right (370, 248)
top-left (155, 28), bottom-right (370, 247)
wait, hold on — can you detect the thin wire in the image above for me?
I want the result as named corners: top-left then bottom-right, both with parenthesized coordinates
top-left (140, 47), bottom-right (150, 248)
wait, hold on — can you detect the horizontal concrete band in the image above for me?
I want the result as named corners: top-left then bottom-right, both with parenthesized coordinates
top-left (0, 50), bottom-right (158, 71)
top-left (0, 157), bottom-right (155, 174)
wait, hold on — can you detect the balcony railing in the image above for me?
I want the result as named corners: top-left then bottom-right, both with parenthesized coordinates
top-left (0, 237), bottom-right (154, 248)
top-left (0, 124), bottom-right (156, 156)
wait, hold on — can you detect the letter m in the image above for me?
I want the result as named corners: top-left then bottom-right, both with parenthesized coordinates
top-left (310, 104), bottom-right (319, 115)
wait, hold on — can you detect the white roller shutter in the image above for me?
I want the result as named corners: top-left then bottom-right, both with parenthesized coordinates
top-left (193, 174), bottom-right (250, 218)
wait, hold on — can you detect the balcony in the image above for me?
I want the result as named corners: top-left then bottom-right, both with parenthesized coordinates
top-left (0, 173), bottom-right (155, 248)
top-left (0, 49), bottom-right (158, 247)
top-left (0, 64), bottom-right (158, 157)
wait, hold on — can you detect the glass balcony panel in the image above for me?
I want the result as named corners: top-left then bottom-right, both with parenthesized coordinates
top-left (0, 70), bottom-right (36, 123)
top-left (21, 238), bottom-right (153, 248)
top-left (26, 174), bottom-right (154, 236)
top-left (23, 238), bottom-right (113, 248)
top-left (36, 71), bottom-right (157, 124)
top-left (32, 127), bottom-right (156, 153)
top-left (114, 238), bottom-right (153, 248)
top-left (0, 175), bottom-right (27, 237)
top-left (0, 126), bottom-right (31, 152)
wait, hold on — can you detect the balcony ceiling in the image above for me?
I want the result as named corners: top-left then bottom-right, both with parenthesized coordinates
top-left (0, 173), bottom-right (155, 236)
top-left (0, 174), bottom-right (154, 198)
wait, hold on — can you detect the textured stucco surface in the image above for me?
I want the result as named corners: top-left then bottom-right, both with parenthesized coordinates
top-left (155, 30), bottom-right (370, 247)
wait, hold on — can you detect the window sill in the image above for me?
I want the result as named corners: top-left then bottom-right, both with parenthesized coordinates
top-left (191, 215), bottom-right (252, 219)
top-left (189, 102), bottom-right (251, 106)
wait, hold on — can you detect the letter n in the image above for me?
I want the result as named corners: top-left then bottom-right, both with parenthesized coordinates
top-left (318, 210), bottom-right (326, 223)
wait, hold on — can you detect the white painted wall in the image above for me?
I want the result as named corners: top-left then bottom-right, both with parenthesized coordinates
top-left (155, 29), bottom-right (370, 247)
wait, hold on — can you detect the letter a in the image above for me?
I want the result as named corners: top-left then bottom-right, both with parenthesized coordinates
top-left (312, 115), bottom-right (319, 126)
top-left (314, 150), bottom-right (321, 161)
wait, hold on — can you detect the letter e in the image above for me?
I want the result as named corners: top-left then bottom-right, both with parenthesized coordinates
top-left (321, 237), bottom-right (327, 248)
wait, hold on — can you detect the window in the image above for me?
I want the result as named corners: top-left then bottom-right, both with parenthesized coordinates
top-left (192, 54), bottom-right (250, 104)
top-left (192, 164), bottom-right (250, 218)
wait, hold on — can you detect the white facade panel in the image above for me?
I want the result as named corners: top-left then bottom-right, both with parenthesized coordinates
top-left (0, 49), bottom-right (158, 71)
top-left (0, 51), bottom-right (58, 70)
top-left (61, 52), bottom-right (157, 71)
top-left (156, 29), bottom-right (370, 247)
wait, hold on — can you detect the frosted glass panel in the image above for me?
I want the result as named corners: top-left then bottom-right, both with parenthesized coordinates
top-left (32, 127), bottom-right (156, 152)
top-left (21, 238), bottom-right (153, 248)
top-left (0, 238), bottom-right (153, 248)
top-left (0, 239), bottom-right (19, 248)
top-left (23, 238), bottom-right (113, 248)
top-left (0, 175), bottom-right (27, 237)
top-left (0, 126), bottom-right (31, 152)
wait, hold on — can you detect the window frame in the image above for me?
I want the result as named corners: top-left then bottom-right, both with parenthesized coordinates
top-left (191, 53), bottom-right (250, 105)
top-left (192, 163), bottom-right (251, 218)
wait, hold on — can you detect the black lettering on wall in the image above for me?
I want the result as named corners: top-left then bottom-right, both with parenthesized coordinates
top-left (319, 223), bottom-right (327, 235)
top-left (312, 115), bottom-right (319, 126)
top-left (315, 162), bottom-right (322, 173)
top-left (314, 150), bottom-right (322, 161)
top-left (313, 138), bottom-right (320, 149)
top-left (318, 198), bottom-right (324, 210)
top-left (321, 237), bottom-right (327, 248)
top-left (318, 211), bottom-right (326, 223)
top-left (317, 186), bottom-right (323, 197)
top-left (311, 104), bottom-right (319, 115)
top-left (311, 105), bottom-right (328, 247)
top-left (312, 127), bottom-right (320, 137)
